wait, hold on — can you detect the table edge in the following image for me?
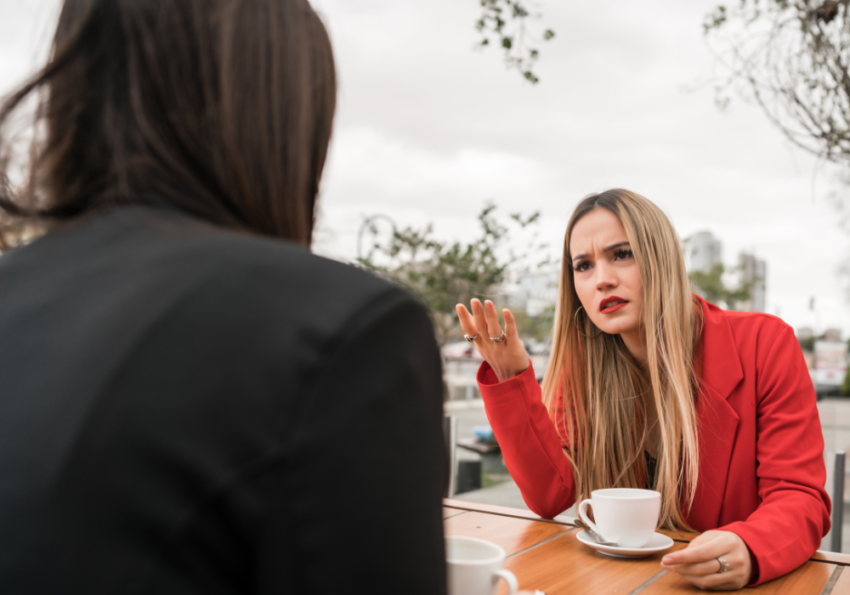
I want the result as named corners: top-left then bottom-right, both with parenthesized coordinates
top-left (443, 498), bottom-right (850, 566)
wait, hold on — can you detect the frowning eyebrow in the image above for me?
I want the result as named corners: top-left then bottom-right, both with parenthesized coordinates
top-left (571, 241), bottom-right (631, 262)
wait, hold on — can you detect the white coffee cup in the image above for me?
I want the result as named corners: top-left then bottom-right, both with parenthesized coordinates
top-left (446, 535), bottom-right (518, 595)
top-left (577, 488), bottom-right (661, 548)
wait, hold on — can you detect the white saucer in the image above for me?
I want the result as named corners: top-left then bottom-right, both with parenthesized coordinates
top-left (575, 530), bottom-right (674, 558)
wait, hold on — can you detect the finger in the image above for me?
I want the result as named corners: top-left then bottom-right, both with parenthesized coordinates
top-left (666, 558), bottom-right (725, 577)
top-left (662, 532), bottom-right (726, 566)
top-left (471, 299), bottom-right (489, 339)
top-left (455, 304), bottom-right (479, 338)
top-left (483, 300), bottom-right (503, 339)
top-left (502, 308), bottom-right (516, 337)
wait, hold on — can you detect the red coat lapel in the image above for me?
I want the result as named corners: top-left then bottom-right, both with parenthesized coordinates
top-left (698, 297), bottom-right (744, 398)
top-left (686, 297), bottom-right (744, 530)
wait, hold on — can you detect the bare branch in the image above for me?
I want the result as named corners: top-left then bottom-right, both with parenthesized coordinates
top-left (705, 0), bottom-right (850, 165)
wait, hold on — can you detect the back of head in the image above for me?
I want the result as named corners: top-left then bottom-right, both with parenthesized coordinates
top-left (0, 0), bottom-right (336, 247)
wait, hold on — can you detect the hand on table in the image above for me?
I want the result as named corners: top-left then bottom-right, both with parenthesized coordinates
top-left (455, 299), bottom-right (529, 383)
top-left (661, 530), bottom-right (753, 590)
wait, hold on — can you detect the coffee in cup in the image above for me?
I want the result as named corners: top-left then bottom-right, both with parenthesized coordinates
top-left (445, 535), bottom-right (518, 595)
top-left (577, 488), bottom-right (661, 548)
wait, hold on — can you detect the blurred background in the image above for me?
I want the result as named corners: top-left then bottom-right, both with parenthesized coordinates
top-left (3, 0), bottom-right (850, 545)
top-left (3, 0), bottom-right (849, 355)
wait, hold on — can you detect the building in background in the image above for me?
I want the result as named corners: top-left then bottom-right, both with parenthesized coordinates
top-left (738, 252), bottom-right (766, 313)
top-left (687, 231), bottom-right (722, 273)
top-left (798, 327), bottom-right (815, 341)
top-left (825, 328), bottom-right (843, 342)
top-left (797, 327), bottom-right (815, 370)
top-left (814, 339), bottom-right (848, 395)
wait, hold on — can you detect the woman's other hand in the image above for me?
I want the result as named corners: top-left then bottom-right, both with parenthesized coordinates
top-left (455, 299), bottom-right (530, 383)
top-left (660, 530), bottom-right (754, 590)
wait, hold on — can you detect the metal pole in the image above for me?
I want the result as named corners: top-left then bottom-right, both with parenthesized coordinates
top-left (832, 451), bottom-right (845, 553)
top-left (443, 415), bottom-right (458, 498)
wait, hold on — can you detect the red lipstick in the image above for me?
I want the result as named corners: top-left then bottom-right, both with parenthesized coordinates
top-left (600, 296), bottom-right (629, 314)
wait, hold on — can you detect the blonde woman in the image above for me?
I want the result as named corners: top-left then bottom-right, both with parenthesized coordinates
top-left (456, 189), bottom-right (829, 590)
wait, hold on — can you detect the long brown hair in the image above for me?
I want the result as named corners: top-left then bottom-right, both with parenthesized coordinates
top-left (0, 0), bottom-right (336, 247)
top-left (542, 189), bottom-right (701, 531)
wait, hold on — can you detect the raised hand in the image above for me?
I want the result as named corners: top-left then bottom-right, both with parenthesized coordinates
top-left (455, 298), bottom-right (530, 383)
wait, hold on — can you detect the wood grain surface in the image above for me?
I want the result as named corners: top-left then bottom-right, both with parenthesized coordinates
top-left (502, 530), bottom-right (686, 595)
top-left (812, 550), bottom-right (850, 566)
top-left (443, 499), bottom-right (850, 594)
top-left (637, 560), bottom-right (835, 594)
top-left (825, 565), bottom-right (848, 594)
top-left (443, 499), bottom-right (575, 526)
top-left (444, 511), bottom-right (574, 557)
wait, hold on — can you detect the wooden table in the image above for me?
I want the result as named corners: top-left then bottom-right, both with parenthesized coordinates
top-left (444, 498), bottom-right (850, 594)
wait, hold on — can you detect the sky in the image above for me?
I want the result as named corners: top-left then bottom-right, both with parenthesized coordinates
top-left (2, 0), bottom-right (849, 336)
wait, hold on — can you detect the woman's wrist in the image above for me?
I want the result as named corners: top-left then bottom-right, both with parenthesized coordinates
top-left (491, 360), bottom-right (531, 384)
top-left (478, 359), bottom-right (534, 390)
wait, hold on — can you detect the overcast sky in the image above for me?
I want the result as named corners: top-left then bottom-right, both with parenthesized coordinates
top-left (2, 0), bottom-right (849, 336)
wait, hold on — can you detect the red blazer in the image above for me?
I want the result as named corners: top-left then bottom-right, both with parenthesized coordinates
top-left (478, 296), bottom-right (830, 586)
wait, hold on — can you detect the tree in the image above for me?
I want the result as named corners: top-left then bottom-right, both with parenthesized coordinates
top-left (689, 263), bottom-right (754, 310)
top-left (704, 0), bottom-right (850, 167)
top-left (475, 0), bottom-right (556, 84)
top-left (799, 335), bottom-right (816, 352)
top-left (357, 204), bottom-right (549, 345)
top-left (510, 304), bottom-right (555, 343)
top-left (703, 1), bottom-right (850, 300)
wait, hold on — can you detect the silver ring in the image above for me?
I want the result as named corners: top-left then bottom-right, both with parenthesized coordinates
top-left (489, 330), bottom-right (506, 343)
top-left (716, 556), bottom-right (730, 574)
top-left (464, 333), bottom-right (479, 342)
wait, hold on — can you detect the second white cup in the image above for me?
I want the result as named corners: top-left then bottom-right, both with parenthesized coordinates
top-left (578, 488), bottom-right (661, 548)
top-left (446, 535), bottom-right (518, 595)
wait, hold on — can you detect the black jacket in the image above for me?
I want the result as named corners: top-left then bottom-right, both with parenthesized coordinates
top-left (0, 205), bottom-right (447, 594)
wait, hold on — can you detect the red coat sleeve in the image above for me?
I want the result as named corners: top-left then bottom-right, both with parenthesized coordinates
top-left (477, 361), bottom-right (576, 518)
top-left (719, 324), bottom-right (831, 586)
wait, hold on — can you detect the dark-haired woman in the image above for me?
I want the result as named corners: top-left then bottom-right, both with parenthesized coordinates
top-left (0, 1), bottom-right (446, 593)
top-left (458, 189), bottom-right (829, 590)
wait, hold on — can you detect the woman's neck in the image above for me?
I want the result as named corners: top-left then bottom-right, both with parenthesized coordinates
top-left (620, 329), bottom-right (648, 368)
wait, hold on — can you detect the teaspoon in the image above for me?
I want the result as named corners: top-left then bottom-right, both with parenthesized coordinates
top-left (573, 519), bottom-right (617, 546)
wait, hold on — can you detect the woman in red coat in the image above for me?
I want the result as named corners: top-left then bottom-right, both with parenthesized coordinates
top-left (456, 188), bottom-right (830, 589)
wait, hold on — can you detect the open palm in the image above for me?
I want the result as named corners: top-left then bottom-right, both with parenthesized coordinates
top-left (455, 298), bottom-right (530, 383)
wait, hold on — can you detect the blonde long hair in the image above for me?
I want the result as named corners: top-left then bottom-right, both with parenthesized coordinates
top-left (541, 189), bottom-right (702, 531)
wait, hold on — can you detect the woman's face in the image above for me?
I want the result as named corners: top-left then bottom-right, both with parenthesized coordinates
top-left (569, 208), bottom-right (643, 339)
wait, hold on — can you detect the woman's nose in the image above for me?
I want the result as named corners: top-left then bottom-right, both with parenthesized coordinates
top-left (595, 261), bottom-right (618, 290)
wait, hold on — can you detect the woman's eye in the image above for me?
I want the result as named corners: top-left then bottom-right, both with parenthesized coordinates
top-left (613, 249), bottom-right (633, 261)
top-left (573, 261), bottom-right (590, 272)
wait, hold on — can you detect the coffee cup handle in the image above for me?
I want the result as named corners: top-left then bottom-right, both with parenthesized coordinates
top-left (578, 499), bottom-right (605, 541)
top-left (494, 569), bottom-right (518, 595)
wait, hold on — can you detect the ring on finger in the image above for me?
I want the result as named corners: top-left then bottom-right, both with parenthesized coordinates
top-left (489, 330), bottom-right (506, 343)
top-left (464, 333), bottom-right (480, 342)
top-left (715, 556), bottom-right (730, 574)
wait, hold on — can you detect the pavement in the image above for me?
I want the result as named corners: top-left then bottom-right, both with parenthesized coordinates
top-left (817, 398), bottom-right (850, 553)
top-left (444, 393), bottom-right (850, 553)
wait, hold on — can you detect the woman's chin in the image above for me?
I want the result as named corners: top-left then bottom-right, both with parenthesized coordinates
top-left (594, 321), bottom-right (640, 338)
